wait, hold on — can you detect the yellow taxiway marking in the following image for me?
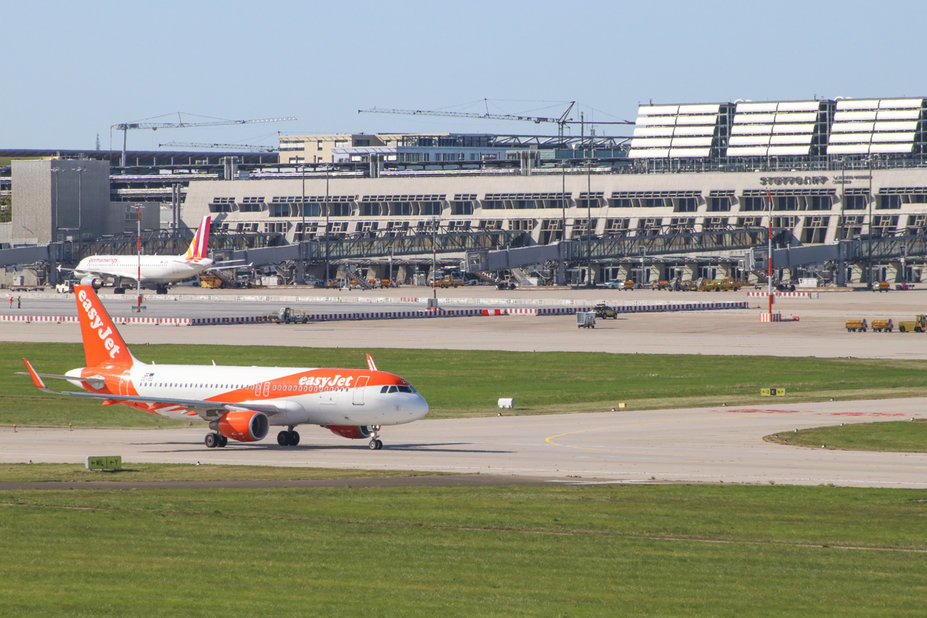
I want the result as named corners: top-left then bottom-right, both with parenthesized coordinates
top-left (545, 416), bottom-right (687, 452)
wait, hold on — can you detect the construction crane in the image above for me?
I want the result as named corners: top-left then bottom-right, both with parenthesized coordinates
top-left (158, 141), bottom-right (277, 153)
top-left (358, 101), bottom-right (633, 141)
top-left (111, 113), bottom-right (296, 165)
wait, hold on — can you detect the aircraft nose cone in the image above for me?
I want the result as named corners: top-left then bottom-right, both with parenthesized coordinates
top-left (412, 394), bottom-right (429, 419)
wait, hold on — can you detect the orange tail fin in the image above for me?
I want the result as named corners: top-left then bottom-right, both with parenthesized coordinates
top-left (183, 215), bottom-right (211, 261)
top-left (74, 285), bottom-right (136, 367)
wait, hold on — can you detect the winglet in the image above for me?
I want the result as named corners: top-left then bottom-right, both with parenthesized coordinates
top-left (366, 354), bottom-right (378, 371)
top-left (22, 358), bottom-right (47, 390)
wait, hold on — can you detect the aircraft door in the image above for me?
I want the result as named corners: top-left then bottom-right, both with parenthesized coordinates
top-left (352, 376), bottom-right (369, 406)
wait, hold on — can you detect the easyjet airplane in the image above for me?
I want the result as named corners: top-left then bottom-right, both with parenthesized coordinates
top-left (63, 215), bottom-right (238, 294)
top-left (21, 284), bottom-right (429, 449)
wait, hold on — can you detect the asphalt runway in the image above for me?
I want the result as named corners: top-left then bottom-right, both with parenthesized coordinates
top-left (2, 398), bottom-right (926, 487)
top-left (4, 285), bottom-right (927, 487)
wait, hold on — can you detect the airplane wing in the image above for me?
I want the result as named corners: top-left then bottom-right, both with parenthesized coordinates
top-left (20, 359), bottom-right (284, 417)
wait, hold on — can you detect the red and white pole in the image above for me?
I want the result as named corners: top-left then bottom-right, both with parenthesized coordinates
top-left (136, 206), bottom-right (142, 312)
top-left (767, 190), bottom-right (773, 318)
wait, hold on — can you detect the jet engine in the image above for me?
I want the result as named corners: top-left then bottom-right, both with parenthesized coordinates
top-left (80, 276), bottom-right (104, 290)
top-left (212, 410), bottom-right (269, 442)
top-left (326, 425), bottom-right (375, 440)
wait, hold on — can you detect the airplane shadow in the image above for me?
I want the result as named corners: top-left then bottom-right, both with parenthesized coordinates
top-left (137, 441), bottom-right (513, 455)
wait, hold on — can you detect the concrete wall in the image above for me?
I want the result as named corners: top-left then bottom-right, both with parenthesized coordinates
top-left (11, 159), bottom-right (110, 245)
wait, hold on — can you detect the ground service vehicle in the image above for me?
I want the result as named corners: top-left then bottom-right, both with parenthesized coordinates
top-left (699, 277), bottom-right (742, 292)
top-left (593, 303), bottom-right (617, 319)
top-left (436, 275), bottom-right (466, 288)
top-left (845, 319), bottom-right (868, 332)
top-left (871, 319), bottom-right (894, 332)
top-left (577, 311), bottom-right (596, 328)
top-left (898, 315), bottom-right (927, 332)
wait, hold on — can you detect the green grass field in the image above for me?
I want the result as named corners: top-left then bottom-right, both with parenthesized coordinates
top-left (768, 419), bottom-right (927, 452)
top-left (1, 479), bottom-right (925, 616)
top-left (5, 342), bottom-right (927, 613)
top-left (4, 342), bottom-right (927, 428)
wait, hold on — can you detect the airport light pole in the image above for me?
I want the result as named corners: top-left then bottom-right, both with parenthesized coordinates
top-left (51, 167), bottom-right (60, 243)
top-left (586, 147), bottom-right (593, 288)
top-left (325, 168), bottom-right (330, 287)
top-left (135, 205), bottom-right (143, 313)
top-left (560, 141), bottom-right (567, 285)
top-left (867, 157), bottom-right (873, 288)
top-left (299, 161), bottom-right (305, 285)
top-left (431, 217), bottom-right (438, 307)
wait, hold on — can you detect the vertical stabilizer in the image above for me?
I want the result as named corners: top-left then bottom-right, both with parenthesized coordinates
top-left (74, 285), bottom-right (136, 367)
top-left (183, 216), bottom-right (211, 261)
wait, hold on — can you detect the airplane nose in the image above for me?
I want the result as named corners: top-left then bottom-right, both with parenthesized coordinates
top-left (412, 393), bottom-right (429, 419)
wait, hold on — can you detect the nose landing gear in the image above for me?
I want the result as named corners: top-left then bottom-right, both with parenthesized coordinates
top-left (368, 425), bottom-right (383, 450)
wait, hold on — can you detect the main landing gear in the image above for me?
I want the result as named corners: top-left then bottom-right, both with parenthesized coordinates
top-left (204, 432), bottom-right (228, 448)
top-left (277, 427), bottom-right (300, 446)
top-left (368, 426), bottom-right (383, 450)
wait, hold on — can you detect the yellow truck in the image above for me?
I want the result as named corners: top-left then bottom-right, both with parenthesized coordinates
top-left (898, 315), bottom-right (927, 332)
top-left (436, 275), bottom-right (466, 288)
top-left (698, 277), bottom-right (743, 292)
top-left (593, 303), bottom-right (617, 319)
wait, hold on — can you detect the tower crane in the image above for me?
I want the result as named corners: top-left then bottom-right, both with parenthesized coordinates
top-left (110, 112), bottom-right (296, 166)
top-left (358, 101), bottom-right (632, 142)
top-left (158, 141), bottom-right (277, 153)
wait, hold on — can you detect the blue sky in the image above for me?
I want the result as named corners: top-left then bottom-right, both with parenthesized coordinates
top-left (4, 0), bottom-right (925, 150)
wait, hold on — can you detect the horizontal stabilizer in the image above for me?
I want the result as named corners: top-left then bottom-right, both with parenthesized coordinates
top-left (17, 363), bottom-right (105, 390)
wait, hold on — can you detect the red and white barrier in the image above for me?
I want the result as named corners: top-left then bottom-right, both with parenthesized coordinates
top-left (747, 291), bottom-right (813, 298)
top-left (2, 299), bottom-right (749, 327)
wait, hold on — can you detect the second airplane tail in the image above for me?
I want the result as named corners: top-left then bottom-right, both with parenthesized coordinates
top-left (183, 215), bottom-right (211, 261)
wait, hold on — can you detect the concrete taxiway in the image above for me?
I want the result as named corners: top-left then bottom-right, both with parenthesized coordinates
top-left (3, 286), bottom-right (927, 487)
top-left (2, 398), bottom-right (925, 488)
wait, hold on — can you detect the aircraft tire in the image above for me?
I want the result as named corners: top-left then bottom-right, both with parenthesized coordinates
top-left (288, 431), bottom-right (300, 446)
top-left (205, 433), bottom-right (219, 448)
top-left (277, 431), bottom-right (289, 446)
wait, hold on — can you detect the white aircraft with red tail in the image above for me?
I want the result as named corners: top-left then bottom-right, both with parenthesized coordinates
top-left (21, 284), bottom-right (428, 449)
top-left (64, 215), bottom-right (237, 294)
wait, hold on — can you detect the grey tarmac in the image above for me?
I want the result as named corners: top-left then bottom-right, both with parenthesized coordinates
top-left (3, 286), bottom-right (927, 487)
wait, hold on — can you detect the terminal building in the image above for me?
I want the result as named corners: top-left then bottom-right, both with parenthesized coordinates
top-left (4, 95), bottom-right (927, 287)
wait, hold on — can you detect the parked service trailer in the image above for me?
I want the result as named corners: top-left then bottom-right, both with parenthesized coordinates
top-left (845, 319), bottom-right (868, 333)
top-left (577, 311), bottom-right (596, 328)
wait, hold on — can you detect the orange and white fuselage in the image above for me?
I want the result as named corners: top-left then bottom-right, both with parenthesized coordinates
top-left (22, 284), bottom-right (428, 448)
top-left (65, 362), bottom-right (428, 429)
